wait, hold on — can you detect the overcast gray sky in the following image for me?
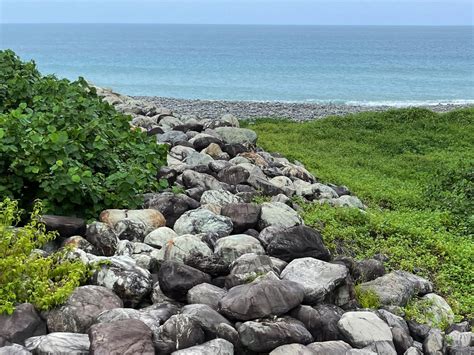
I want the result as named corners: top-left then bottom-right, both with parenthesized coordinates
top-left (1, 0), bottom-right (472, 25)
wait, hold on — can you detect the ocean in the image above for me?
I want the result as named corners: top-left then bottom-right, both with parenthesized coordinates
top-left (1, 24), bottom-right (473, 105)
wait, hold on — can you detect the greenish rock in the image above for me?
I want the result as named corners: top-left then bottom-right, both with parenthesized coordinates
top-left (214, 127), bottom-right (258, 145)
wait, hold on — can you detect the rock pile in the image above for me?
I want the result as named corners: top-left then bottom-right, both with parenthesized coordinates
top-left (0, 88), bottom-right (471, 355)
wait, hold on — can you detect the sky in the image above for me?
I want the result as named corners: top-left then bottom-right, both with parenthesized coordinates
top-left (0, 0), bottom-right (472, 25)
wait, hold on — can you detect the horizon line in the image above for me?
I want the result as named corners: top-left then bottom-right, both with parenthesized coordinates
top-left (2, 22), bottom-right (472, 27)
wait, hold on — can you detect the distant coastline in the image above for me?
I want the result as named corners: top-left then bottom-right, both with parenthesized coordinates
top-left (137, 96), bottom-right (474, 120)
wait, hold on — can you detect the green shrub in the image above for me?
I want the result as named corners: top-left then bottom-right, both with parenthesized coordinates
top-left (0, 50), bottom-right (167, 218)
top-left (355, 285), bottom-right (381, 309)
top-left (0, 198), bottom-right (90, 314)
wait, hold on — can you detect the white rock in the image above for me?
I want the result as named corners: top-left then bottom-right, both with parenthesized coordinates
top-left (144, 227), bottom-right (178, 248)
top-left (215, 234), bottom-right (265, 265)
top-left (337, 311), bottom-right (393, 348)
top-left (280, 257), bottom-right (348, 304)
top-left (258, 202), bottom-right (303, 230)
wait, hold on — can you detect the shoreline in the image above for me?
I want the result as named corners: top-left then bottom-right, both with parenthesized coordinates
top-left (136, 96), bottom-right (474, 120)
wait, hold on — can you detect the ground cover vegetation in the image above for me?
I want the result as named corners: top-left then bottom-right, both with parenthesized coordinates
top-left (242, 108), bottom-right (474, 318)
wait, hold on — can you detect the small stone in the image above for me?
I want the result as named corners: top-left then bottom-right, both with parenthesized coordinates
top-left (214, 234), bottom-right (265, 265)
top-left (258, 202), bottom-right (303, 230)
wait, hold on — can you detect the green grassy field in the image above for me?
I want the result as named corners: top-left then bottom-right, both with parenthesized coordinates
top-left (242, 108), bottom-right (474, 319)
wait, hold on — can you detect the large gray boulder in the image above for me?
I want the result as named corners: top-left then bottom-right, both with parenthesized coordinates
top-left (162, 234), bottom-right (213, 263)
top-left (46, 285), bottom-right (123, 333)
top-left (174, 208), bottom-right (233, 237)
top-left (171, 339), bottom-right (234, 355)
top-left (414, 293), bottom-right (455, 327)
top-left (25, 333), bottom-right (90, 355)
top-left (217, 166), bottom-right (250, 185)
top-left (357, 271), bottom-right (433, 307)
top-left (0, 303), bottom-right (46, 346)
top-left (238, 317), bottom-right (313, 353)
top-left (258, 202), bottom-right (303, 230)
top-left (219, 276), bottom-right (305, 320)
top-left (89, 319), bottom-right (154, 355)
top-left (280, 257), bottom-right (349, 304)
top-left (214, 234), bottom-right (265, 265)
top-left (337, 311), bottom-right (393, 348)
top-left (144, 226), bottom-right (178, 248)
top-left (214, 127), bottom-right (257, 145)
top-left (89, 255), bottom-right (153, 307)
top-left (182, 170), bottom-right (225, 191)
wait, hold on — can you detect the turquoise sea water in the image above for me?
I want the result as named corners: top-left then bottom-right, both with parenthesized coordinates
top-left (1, 24), bottom-right (473, 104)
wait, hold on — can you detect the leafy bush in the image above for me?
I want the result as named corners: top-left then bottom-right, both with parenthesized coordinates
top-left (0, 198), bottom-right (90, 314)
top-left (0, 50), bottom-right (167, 218)
top-left (355, 285), bottom-right (380, 309)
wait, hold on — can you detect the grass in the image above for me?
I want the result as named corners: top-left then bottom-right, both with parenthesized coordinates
top-left (242, 108), bottom-right (474, 318)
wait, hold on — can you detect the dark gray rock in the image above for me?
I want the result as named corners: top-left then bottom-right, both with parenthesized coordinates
top-left (219, 276), bottom-right (305, 320)
top-left (187, 283), bottom-right (228, 310)
top-left (238, 317), bottom-right (313, 353)
top-left (408, 320), bottom-right (432, 342)
top-left (41, 215), bottom-right (86, 238)
top-left (247, 175), bottom-right (284, 196)
top-left (0, 303), bottom-right (46, 345)
top-left (265, 225), bottom-right (330, 262)
top-left (144, 192), bottom-right (200, 228)
top-left (222, 143), bottom-right (249, 158)
top-left (392, 327), bottom-right (414, 354)
top-left (157, 131), bottom-right (188, 145)
top-left (89, 319), bottom-right (154, 355)
top-left (181, 304), bottom-right (234, 343)
top-left (154, 314), bottom-right (205, 354)
top-left (46, 285), bottom-right (123, 333)
top-left (85, 222), bottom-right (118, 256)
top-left (221, 203), bottom-right (261, 234)
top-left (158, 261), bottom-right (212, 301)
top-left (217, 166), bottom-right (250, 185)
top-left (290, 304), bottom-right (344, 341)
top-left (182, 170), bottom-right (226, 191)
top-left (353, 259), bottom-right (385, 282)
top-left (190, 133), bottom-right (223, 151)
